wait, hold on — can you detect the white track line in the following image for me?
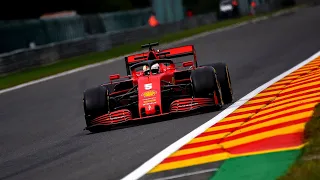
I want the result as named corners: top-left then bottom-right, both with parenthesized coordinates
top-left (152, 168), bottom-right (218, 180)
top-left (121, 50), bottom-right (320, 180)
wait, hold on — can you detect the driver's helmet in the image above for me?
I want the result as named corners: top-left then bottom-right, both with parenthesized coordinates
top-left (143, 65), bottom-right (150, 75)
top-left (150, 63), bottom-right (160, 74)
top-left (143, 63), bottom-right (160, 75)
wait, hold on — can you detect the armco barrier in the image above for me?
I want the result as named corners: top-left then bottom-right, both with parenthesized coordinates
top-left (0, 12), bottom-right (217, 76)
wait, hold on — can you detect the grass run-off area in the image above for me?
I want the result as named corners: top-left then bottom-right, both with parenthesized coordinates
top-left (278, 103), bottom-right (320, 180)
top-left (0, 7), bottom-right (299, 90)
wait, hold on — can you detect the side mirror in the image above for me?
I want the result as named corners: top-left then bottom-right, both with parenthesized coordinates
top-left (182, 61), bottom-right (193, 67)
top-left (110, 74), bottom-right (120, 81)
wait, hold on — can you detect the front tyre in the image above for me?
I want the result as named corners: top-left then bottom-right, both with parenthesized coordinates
top-left (190, 66), bottom-right (223, 106)
top-left (201, 62), bottom-right (233, 104)
top-left (83, 86), bottom-right (108, 127)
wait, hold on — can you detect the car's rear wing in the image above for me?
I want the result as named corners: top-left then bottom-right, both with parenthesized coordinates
top-left (124, 45), bottom-right (197, 75)
top-left (160, 45), bottom-right (196, 59)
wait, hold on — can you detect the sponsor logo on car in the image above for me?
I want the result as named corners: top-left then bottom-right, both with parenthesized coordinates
top-left (177, 103), bottom-right (198, 108)
top-left (142, 90), bottom-right (157, 97)
top-left (142, 96), bottom-right (157, 106)
top-left (109, 116), bottom-right (126, 121)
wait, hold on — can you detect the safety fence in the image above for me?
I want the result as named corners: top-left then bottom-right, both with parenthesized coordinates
top-left (0, 8), bottom-right (152, 54)
top-left (0, 12), bottom-right (217, 75)
top-left (0, 0), bottom-right (317, 76)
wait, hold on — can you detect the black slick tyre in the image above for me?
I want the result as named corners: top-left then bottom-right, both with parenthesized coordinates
top-left (83, 86), bottom-right (108, 128)
top-left (201, 62), bottom-right (233, 104)
top-left (190, 66), bottom-right (223, 106)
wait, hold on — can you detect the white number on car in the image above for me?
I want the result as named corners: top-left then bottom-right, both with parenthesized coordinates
top-left (144, 83), bottom-right (152, 90)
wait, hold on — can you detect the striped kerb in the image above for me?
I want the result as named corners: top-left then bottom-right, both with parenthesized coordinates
top-left (148, 56), bottom-right (320, 173)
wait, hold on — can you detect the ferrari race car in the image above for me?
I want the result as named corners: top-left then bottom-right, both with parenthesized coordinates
top-left (83, 42), bottom-right (233, 132)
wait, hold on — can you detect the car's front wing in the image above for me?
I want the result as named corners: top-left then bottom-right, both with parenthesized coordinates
top-left (85, 97), bottom-right (217, 130)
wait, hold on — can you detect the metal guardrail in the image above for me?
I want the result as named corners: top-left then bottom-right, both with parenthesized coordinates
top-left (0, 13), bottom-right (217, 75)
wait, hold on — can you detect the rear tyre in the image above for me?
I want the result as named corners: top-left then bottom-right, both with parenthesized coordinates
top-left (190, 66), bottom-right (223, 106)
top-left (201, 62), bottom-right (233, 104)
top-left (83, 86), bottom-right (109, 128)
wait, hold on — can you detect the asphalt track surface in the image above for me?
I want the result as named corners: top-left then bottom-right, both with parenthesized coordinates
top-left (1, 6), bottom-right (320, 180)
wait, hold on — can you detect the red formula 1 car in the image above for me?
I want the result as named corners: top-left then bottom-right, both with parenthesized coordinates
top-left (83, 42), bottom-right (233, 132)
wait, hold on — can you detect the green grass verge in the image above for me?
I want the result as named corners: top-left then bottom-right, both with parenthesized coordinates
top-left (277, 103), bottom-right (320, 180)
top-left (0, 7), bottom-right (299, 90)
